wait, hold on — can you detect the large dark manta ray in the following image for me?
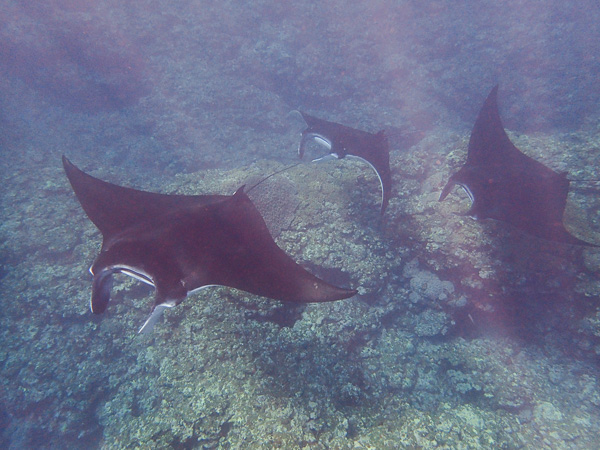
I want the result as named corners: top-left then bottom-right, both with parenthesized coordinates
top-left (63, 156), bottom-right (357, 333)
top-left (439, 85), bottom-right (597, 247)
top-left (295, 111), bottom-right (392, 215)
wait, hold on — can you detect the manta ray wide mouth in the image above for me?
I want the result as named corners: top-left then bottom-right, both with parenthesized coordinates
top-left (312, 153), bottom-right (339, 163)
top-left (309, 134), bottom-right (337, 162)
top-left (91, 264), bottom-right (155, 287)
top-left (458, 184), bottom-right (475, 204)
top-left (120, 267), bottom-right (155, 286)
top-left (346, 155), bottom-right (386, 213)
top-left (301, 132), bottom-right (333, 161)
top-left (312, 134), bottom-right (332, 150)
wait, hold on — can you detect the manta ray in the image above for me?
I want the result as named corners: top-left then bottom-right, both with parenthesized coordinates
top-left (295, 111), bottom-right (392, 215)
top-left (439, 85), bottom-right (597, 246)
top-left (63, 156), bottom-right (357, 333)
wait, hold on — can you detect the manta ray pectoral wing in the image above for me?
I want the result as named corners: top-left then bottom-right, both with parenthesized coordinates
top-left (346, 155), bottom-right (387, 214)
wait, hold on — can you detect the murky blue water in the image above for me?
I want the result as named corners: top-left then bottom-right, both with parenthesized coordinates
top-left (1, 1), bottom-right (600, 448)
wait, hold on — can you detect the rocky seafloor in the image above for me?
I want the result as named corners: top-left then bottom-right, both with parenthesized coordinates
top-left (1, 123), bottom-right (600, 448)
top-left (2, 0), bottom-right (600, 448)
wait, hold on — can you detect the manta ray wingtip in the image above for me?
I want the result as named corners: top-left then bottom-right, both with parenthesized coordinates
top-left (323, 286), bottom-right (358, 302)
top-left (233, 185), bottom-right (247, 196)
top-left (62, 155), bottom-right (75, 172)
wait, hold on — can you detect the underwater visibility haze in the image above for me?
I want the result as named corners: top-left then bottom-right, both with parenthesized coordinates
top-left (1, 0), bottom-right (600, 448)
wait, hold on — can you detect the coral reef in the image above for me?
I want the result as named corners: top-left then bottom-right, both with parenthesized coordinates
top-left (1, 0), bottom-right (600, 448)
top-left (2, 146), bottom-right (600, 447)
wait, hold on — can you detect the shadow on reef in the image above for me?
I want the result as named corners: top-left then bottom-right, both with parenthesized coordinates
top-left (434, 227), bottom-right (594, 348)
top-left (248, 325), bottom-right (382, 411)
